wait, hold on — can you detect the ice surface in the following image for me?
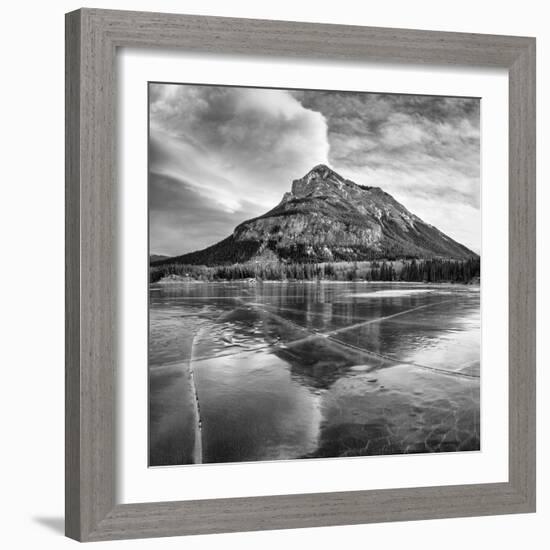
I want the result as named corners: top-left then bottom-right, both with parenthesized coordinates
top-left (149, 282), bottom-right (480, 466)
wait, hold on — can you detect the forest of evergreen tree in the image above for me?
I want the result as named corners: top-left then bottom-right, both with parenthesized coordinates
top-left (150, 257), bottom-right (480, 284)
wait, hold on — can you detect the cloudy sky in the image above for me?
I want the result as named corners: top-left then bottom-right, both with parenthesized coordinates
top-left (149, 83), bottom-right (480, 256)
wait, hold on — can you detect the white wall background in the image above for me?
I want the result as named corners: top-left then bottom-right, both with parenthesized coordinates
top-left (0, 1), bottom-right (546, 548)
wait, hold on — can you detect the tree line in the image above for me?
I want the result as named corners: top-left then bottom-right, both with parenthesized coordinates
top-left (150, 257), bottom-right (480, 284)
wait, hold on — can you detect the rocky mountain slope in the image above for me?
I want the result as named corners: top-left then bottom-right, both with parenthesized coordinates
top-left (157, 165), bottom-right (477, 266)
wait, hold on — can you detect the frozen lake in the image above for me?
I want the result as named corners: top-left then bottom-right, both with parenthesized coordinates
top-left (149, 281), bottom-right (480, 466)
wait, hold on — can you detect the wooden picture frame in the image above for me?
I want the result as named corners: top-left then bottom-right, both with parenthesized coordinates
top-left (65, 8), bottom-right (536, 542)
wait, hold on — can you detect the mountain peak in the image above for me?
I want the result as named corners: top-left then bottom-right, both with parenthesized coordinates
top-left (306, 164), bottom-right (340, 178)
top-left (292, 164), bottom-right (346, 196)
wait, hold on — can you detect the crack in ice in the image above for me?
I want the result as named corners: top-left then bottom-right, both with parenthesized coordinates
top-left (188, 329), bottom-right (204, 464)
top-left (243, 299), bottom-right (479, 380)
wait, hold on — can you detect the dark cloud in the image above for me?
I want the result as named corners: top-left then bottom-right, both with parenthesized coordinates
top-left (296, 92), bottom-right (479, 185)
top-left (150, 173), bottom-right (259, 255)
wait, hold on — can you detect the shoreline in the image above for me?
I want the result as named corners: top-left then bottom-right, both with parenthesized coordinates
top-left (151, 278), bottom-right (480, 287)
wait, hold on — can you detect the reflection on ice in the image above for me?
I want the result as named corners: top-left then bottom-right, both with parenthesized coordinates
top-left (149, 282), bottom-right (480, 466)
top-left (345, 289), bottom-right (435, 298)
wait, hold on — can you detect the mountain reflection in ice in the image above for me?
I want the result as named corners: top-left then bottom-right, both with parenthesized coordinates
top-left (149, 282), bottom-right (480, 466)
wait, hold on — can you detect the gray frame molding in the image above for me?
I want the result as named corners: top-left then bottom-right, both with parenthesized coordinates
top-left (65, 8), bottom-right (536, 542)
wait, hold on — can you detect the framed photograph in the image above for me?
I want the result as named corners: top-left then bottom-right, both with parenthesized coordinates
top-left (65, 8), bottom-right (536, 542)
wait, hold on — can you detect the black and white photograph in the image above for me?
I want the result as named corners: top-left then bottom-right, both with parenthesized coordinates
top-left (148, 82), bottom-right (481, 467)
